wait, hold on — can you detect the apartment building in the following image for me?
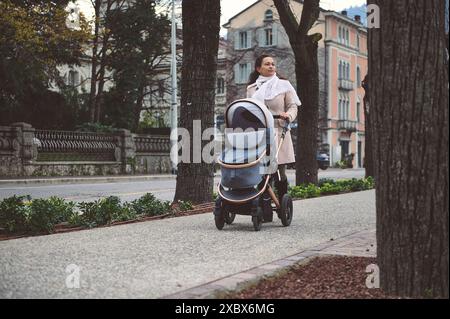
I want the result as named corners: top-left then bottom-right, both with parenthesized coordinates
top-left (223, 0), bottom-right (368, 168)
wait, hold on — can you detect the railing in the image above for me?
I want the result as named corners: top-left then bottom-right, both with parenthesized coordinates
top-left (134, 135), bottom-right (170, 153)
top-left (337, 120), bottom-right (357, 132)
top-left (34, 130), bottom-right (119, 162)
top-left (338, 78), bottom-right (354, 91)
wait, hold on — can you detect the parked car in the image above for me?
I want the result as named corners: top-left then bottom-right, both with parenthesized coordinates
top-left (286, 152), bottom-right (330, 170)
top-left (317, 153), bottom-right (330, 170)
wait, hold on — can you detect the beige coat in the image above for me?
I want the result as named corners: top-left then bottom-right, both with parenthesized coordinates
top-left (247, 84), bottom-right (299, 164)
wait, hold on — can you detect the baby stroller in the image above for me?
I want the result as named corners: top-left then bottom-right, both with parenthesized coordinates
top-left (214, 98), bottom-right (293, 231)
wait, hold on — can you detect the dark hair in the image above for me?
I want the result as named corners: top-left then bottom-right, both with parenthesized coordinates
top-left (247, 54), bottom-right (286, 85)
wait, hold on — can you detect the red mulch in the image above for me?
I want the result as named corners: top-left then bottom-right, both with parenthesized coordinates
top-left (224, 256), bottom-right (403, 299)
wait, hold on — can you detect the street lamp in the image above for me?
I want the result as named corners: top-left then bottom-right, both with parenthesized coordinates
top-left (170, 0), bottom-right (178, 175)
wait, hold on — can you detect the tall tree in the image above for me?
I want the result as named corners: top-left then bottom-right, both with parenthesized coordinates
top-left (103, 0), bottom-right (171, 130)
top-left (368, 0), bottom-right (448, 297)
top-left (173, 0), bottom-right (220, 204)
top-left (273, 0), bottom-right (322, 185)
top-left (0, 0), bottom-right (91, 127)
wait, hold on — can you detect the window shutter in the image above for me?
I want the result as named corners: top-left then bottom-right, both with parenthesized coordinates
top-left (272, 23), bottom-right (278, 46)
top-left (246, 62), bottom-right (252, 83)
top-left (258, 28), bottom-right (265, 46)
top-left (234, 32), bottom-right (240, 50)
top-left (246, 30), bottom-right (252, 48)
top-left (234, 64), bottom-right (240, 84)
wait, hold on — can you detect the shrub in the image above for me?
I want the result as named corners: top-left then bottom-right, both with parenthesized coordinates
top-left (178, 200), bottom-right (193, 211)
top-left (76, 196), bottom-right (122, 228)
top-left (289, 184), bottom-right (321, 199)
top-left (0, 195), bottom-right (30, 233)
top-left (131, 193), bottom-right (170, 216)
top-left (319, 182), bottom-right (342, 195)
top-left (75, 122), bottom-right (116, 133)
top-left (28, 197), bottom-right (76, 233)
top-left (318, 178), bottom-right (335, 187)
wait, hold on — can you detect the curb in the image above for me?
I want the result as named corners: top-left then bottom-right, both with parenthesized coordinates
top-left (0, 174), bottom-right (221, 185)
top-left (160, 228), bottom-right (376, 299)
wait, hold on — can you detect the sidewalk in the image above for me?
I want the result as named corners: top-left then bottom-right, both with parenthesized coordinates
top-left (0, 190), bottom-right (375, 298)
top-left (163, 229), bottom-right (376, 299)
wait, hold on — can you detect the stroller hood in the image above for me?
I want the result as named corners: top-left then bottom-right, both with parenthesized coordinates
top-left (225, 98), bottom-right (275, 130)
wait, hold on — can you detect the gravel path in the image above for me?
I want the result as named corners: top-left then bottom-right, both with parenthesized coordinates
top-left (0, 190), bottom-right (375, 299)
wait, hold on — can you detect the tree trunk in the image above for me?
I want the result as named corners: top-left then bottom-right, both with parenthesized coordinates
top-left (362, 75), bottom-right (374, 178)
top-left (173, 0), bottom-right (220, 204)
top-left (133, 81), bottom-right (146, 131)
top-left (273, 0), bottom-right (321, 185)
top-left (88, 0), bottom-right (101, 123)
top-left (295, 53), bottom-right (319, 185)
top-left (94, 32), bottom-right (111, 123)
top-left (368, 0), bottom-right (448, 298)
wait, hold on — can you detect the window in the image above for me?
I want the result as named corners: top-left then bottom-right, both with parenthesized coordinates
top-left (235, 63), bottom-right (251, 84)
top-left (216, 77), bottom-right (225, 94)
top-left (357, 101), bottom-right (361, 122)
top-left (68, 70), bottom-right (79, 86)
top-left (239, 31), bottom-right (248, 49)
top-left (264, 9), bottom-right (273, 21)
top-left (338, 61), bottom-right (342, 79)
top-left (346, 29), bottom-right (349, 45)
top-left (346, 100), bottom-right (350, 120)
top-left (346, 62), bottom-right (350, 79)
top-left (356, 66), bottom-right (361, 87)
top-left (265, 28), bottom-right (273, 46)
top-left (357, 34), bottom-right (360, 49)
top-left (338, 26), bottom-right (342, 43)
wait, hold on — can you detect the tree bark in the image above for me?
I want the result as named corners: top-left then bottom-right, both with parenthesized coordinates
top-left (274, 0), bottom-right (321, 185)
top-left (361, 74), bottom-right (374, 177)
top-left (173, 0), bottom-right (220, 204)
top-left (368, 0), bottom-right (448, 298)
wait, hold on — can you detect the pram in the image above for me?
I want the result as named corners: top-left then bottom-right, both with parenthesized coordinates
top-left (214, 98), bottom-right (293, 231)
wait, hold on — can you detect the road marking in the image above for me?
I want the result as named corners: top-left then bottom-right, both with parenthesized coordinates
top-left (63, 189), bottom-right (175, 201)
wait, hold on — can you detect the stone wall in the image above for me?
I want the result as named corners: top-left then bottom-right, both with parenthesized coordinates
top-left (0, 123), bottom-right (172, 178)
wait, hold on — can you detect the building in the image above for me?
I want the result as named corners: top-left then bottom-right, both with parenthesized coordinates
top-left (223, 0), bottom-right (368, 168)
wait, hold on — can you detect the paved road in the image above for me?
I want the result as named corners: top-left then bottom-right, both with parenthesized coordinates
top-left (0, 189), bottom-right (375, 299)
top-left (0, 169), bottom-right (365, 203)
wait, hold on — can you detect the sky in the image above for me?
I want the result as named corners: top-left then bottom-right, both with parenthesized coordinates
top-left (76, 0), bottom-right (367, 36)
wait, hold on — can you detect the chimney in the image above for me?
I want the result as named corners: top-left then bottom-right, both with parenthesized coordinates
top-left (354, 15), bottom-right (361, 23)
top-left (341, 10), bottom-right (347, 16)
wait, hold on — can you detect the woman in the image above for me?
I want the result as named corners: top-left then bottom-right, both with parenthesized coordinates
top-left (246, 54), bottom-right (301, 203)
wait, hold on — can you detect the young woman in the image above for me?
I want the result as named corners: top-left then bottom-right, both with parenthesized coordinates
top-left (246, 54), bottom-right (301, 201)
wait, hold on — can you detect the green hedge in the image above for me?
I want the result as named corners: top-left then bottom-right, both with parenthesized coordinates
top-left (289, 177), bottom-right (375, 199)
top-left (0, 193), bottom-right (171, 234)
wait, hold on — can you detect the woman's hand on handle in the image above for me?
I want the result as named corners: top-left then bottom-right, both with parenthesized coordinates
top-left (279, 112), bottom-right (290, 122)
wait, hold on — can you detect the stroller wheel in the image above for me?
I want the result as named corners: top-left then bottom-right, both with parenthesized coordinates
top-left (280, 194), bottom-right (293, 226)
top-left (214, 198), bottom-right (225, 230)
top-left (215, 212), bottom-right (225, 230)
top-left (225, 212), bottom-right (236, 225)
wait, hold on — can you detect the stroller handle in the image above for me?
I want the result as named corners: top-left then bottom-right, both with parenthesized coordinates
top-left (272, 114), bottom-right (289, 122)
top-left (273, 114), bottom-right (291, 131)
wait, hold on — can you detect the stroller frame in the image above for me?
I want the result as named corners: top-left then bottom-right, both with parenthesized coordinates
top-left (214, 98), bottom-right (293, 231)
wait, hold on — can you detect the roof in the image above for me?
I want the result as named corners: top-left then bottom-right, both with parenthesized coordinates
top-left (222, 0), bottom-right (328, 28)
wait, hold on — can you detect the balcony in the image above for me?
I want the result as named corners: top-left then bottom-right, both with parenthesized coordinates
top-left (337, 120), bottom-right (357, 132)
top-left (338, 78), bottom-right (354, 91)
